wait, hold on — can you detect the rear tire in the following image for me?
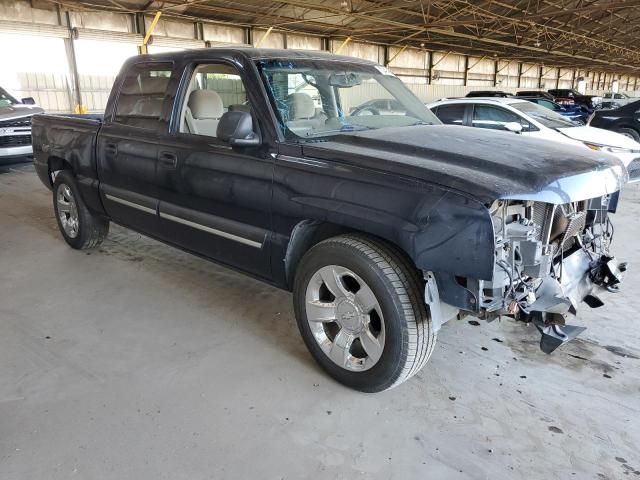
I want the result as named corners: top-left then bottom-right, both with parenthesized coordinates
top-left (293, 234), bottom-right (436, 392)
top-left (53, 170), bottom-right (109, 249)
top-left (615, 128), bottom-right (640, 142)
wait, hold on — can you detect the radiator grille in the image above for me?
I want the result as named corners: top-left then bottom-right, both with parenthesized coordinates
top-left (0, 117), bottom-right (31, 128)
top-left (0, 135), bottom-right (31, 147)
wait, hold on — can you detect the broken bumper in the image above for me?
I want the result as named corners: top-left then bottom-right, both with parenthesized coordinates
top-left (528, 248), bottom-right (626, 353)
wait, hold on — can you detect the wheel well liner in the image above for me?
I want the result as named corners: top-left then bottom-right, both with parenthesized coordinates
top-left (284, 220), bottom-right (353, 288)
top-left (47, 156), bottom-right (73, 185)
top-left (283, 220), bottom-right (428, 290)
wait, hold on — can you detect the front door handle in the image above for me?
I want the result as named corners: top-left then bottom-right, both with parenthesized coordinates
top-left (159, 151), bottom-right (178, 169)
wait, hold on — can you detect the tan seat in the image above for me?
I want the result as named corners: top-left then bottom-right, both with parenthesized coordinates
top-left (115, 76), bottom-right (169, 128)
top-left (185, 89), bottom-right (224, 136)
top-left (133, 77), bottom-right (169, 118)
top-left (285, 92), bottom-right (321, 135)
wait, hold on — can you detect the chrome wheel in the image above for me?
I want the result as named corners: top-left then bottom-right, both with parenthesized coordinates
top-left (56, 184), bottom-right (79, 238)
top-left (305, 265), bottom-right (385, 372)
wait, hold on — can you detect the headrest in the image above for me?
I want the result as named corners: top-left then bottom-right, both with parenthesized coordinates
top-left (140, 76), bottom-right (169, 95)
top-left (286, 92), bottom-right (315, 119)
top-left (188, 89), bottom-right (223, 119)
top-left (120, 76), bottom-right (141, 95)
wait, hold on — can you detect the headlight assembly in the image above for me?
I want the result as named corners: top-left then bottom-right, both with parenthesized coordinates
top-left (583, 142), bottom-right (640, 154)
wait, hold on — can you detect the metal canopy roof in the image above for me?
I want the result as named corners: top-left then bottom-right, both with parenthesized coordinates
top-left (54, 1), bottom-right (640, 74)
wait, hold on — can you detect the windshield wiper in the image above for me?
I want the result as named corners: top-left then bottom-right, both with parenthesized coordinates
top-left (303, 124), bottom-right (373, 137)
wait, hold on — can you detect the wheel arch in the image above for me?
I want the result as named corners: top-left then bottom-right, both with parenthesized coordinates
top-left (284, 220), bottom-right (355, 289)
top-left (282, 191), bottom-right (495, 290)
top-left (47, 155), bottom-right (73, 185)
top-left (617, 124), bottom-right (640, 134)
top-left (45, 154), bottom-right (106, 217)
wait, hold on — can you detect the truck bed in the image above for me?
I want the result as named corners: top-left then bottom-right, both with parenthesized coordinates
top-left (31, 113), bottom-right (102, 191)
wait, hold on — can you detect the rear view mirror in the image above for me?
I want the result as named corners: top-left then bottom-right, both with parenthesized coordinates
top-left (504, 122), bottom-right (523, 134)
top-left (217, 111), bottom-right (261, 147)
top-left (21, 97), bottom-right (36, 105)
top-left (328, 72), bottom-right (362, 88)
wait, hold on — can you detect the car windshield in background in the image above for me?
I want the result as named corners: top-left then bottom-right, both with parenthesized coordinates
top-left (511, 101), bottom-right (578, 129)
top-left (0, 88), bottom-right (18, 108)
top-left (257, 59), bottom-right (441, 139)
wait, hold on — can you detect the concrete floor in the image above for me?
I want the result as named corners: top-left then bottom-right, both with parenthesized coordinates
top-left (1, 163), bottom-right (639, 480)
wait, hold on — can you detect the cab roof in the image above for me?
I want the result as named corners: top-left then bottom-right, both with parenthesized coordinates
top-left (139, 47), bottom-right (378, 66)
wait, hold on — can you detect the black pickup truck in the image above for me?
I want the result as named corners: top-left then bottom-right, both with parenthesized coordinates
top-left (32, 48), bottom-right (627, 392)
top-left (548, 88), bottom-right (603, 112)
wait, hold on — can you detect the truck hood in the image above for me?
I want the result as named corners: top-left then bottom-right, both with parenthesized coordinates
top-left (557, 125), bottom-right (640, 149)
top-left (0, 104), bottom-right (44, 121)
top-left (301, 125), bottom-right (626, 204)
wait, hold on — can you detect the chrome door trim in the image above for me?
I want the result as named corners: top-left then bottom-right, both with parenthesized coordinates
top-left (104, 193), bottom-right (157, 215)
top-left (103, 190), bottom-right (264, 249)
top-left (159, 211), bottom-right (263, 248)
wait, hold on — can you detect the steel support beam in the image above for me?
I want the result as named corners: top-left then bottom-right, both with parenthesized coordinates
top-left (463, 55), bottom-right (469, 86)
top-left (517, 62), bottom-right (522, 89)
top-left (63, 11), bottom-right (83, 113)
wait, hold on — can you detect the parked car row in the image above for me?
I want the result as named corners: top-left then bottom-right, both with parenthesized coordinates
top-left (516, 96), bottom-right (589, 124)
top-left (350, 91), bottom-right (639, 182)
top-left (464, 88), bottom-right (636, 113)
top-left (589, 99), bottom-right (640, 142)
top-left (427, 97), bottom-right (640, 182)
top-left (600, 92), bottom-right (636, 109)
top-left (0, 87), bottom-right (42, 164)
top-left (32, 48), bottom-right (629, 392)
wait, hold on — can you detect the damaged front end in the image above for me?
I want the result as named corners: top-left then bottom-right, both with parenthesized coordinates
top-left (427, 191), bottom-right (626, 354)
top-left (483, 195), bottom-right (626, 352)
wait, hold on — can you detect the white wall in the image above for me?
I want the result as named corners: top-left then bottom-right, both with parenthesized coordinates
top-left (74, 39), bottom-right (138, 112)
top-left (0, 32), bottom-right (72, 112)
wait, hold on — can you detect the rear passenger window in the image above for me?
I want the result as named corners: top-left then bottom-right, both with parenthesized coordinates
top-left (434, 104), bottom-right (465, 125)
top-left (179, 63), bottom-right (249, 138)
top-left (115, 63), bottom-right (172, 131)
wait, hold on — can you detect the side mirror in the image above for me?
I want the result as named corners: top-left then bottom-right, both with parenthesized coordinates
top-left (504, 122), bottom-right (523, 134)
top-left (216, 111), bottom-right (261, 147)
top-left (21, 97), bottom-right (36, 105)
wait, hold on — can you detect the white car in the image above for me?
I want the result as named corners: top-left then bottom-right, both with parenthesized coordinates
top-left (601, 92), bottom-right (638, 108)
top-left (0, 87), bottom-right (43, 163)
top-left (427, 97), bottom-right (640, 182)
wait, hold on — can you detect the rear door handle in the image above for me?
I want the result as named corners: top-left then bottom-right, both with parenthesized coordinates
top-left (105, 143), bottom-right (117, 156)
top-left (159, 151), bottom-right (178, 169)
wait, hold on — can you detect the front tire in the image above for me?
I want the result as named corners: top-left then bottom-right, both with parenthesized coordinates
top-left (53, 170), bottom-right (109, 249)
top-left (293, 234), bottom-right (436, 392)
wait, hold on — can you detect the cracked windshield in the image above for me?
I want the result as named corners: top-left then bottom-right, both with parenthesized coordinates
top-left (258, 60), bottom-right (441, 139)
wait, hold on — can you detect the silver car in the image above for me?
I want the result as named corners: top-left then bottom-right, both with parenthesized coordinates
top-left (601, 92), bottom-right (639, 109)
top-left (0, 87), bottom-right (43, 162)
top-left (350, 98), bottom-right (407, 116)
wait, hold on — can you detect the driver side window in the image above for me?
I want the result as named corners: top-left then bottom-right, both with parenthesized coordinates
top-left (264, 72), bottom-right (327, 136)
top-left (179, 63), bottom-right (249, 138)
